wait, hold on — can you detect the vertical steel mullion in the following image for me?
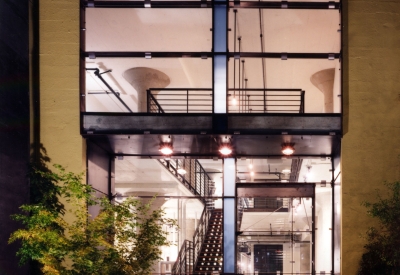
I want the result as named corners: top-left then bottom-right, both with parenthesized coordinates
top-left (331, 157), bottom-right (335, 274)
top-left (312, 185), bottom-right (316, 275)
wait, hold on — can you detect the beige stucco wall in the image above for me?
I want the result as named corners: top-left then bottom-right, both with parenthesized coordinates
top-left (39, 0), bottom-right (84, 172)
top-left (342, 0), bottom-right (400, 274)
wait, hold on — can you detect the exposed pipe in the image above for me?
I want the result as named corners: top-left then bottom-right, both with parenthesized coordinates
top-left (86, 68), bottom-right (133, 112)
top-left (233, 9), bottom-right (238, 105)
top-left (238, 36), bottom-right (242, 112)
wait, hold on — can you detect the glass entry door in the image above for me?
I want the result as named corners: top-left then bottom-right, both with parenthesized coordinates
top-left (254, 245), bottom-right (284, 274)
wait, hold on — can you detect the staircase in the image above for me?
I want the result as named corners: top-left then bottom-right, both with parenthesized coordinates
top-left (194, 209), bottom-right (223, 274)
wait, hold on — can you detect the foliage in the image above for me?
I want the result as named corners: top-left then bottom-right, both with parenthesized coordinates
top-left (358, 181), bottom-right (400, 275)
top-left (9, 164), bottom-right (176, 275)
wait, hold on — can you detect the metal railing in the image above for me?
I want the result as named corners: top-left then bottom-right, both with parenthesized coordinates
top-left (158, 159), bottom-right (214, 203)
top-left (192, 207), bottom-right (212, 272)
top-left (228, 88), bottom-right (305, 113)
top-left (147, 91), bottom-right (165, 113)
top-left (240, 198), bottom-right (290, 212)
top-left (172, 208), bottom-right (212, 275)
top-left (171, 240), bottom-right (194, 275)
top-left (148, 88), bottom-right (212, 113)
top-left (147, 88), bottom-right (305, 114)
top-left (237, 198), bottom-right (250, 230)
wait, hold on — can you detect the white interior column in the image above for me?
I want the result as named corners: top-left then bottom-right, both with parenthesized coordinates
top-left (213, 1), bottom-right (227, 113)
top-left (223, 158), bottom-right (236, 274)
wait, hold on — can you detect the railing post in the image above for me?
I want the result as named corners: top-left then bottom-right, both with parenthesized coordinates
top-left (264, 88), bottom-right (266, 113)
top-left (147, 89), bottom-right (150, 113)
top-left (301, 90), bottom-right (305, 113)
top-left (187, 89), bottom-right (189, 113)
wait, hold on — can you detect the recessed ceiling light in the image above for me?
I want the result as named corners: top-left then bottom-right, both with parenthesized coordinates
top-left (281, 143), bottom-right (295, 155)
top-left (219, 145), bottom-right (232, 156)
top-left (159, 143), bottom-right (173, 155)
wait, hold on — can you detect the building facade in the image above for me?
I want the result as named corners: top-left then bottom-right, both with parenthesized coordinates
top-left (0, 0), bottom-right (399, 274)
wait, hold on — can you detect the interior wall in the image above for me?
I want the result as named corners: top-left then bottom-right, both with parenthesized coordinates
top-left (39, 0), bottom-right (84, 220)
top-left (342, 0), bottom-right (400, 274)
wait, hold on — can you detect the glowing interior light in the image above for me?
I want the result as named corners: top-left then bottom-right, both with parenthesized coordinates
top-left (281, 144), bottom-right (295, 155)
top-left (232, 97), bottom-right (237, 105)
top-left (159, 145), bottom-right (173, 155)
top-left (282, 169), bottom-right (291, 174)
top-left (250, 171), bottom-right (255, 177)
top-left (219, 146), bottom-right (232, 156)
top-left (177, 168), bottom-right (187, 175)
top-left (248, 163), bottom-right (253, 169)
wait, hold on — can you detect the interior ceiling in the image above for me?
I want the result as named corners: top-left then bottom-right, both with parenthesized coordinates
top-left (85, 7), bottom-right (341, 113)
top-left (94, 134), bottom-right (339, 157)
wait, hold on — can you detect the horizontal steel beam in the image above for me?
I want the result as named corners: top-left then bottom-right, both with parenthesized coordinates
top-left (83, 1), bottom-right (340, 10)
top-left (82, 112), bottom-right (341, 135)
top-left (83, 51), bottom-right (341, 60)
top-left (237, 183), bottom-right (314, 197)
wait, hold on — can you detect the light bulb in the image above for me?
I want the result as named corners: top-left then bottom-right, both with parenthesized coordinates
top-left (159, 145), bottom-right (173, 155)
top-left (219, 146), bottom-right (232, 156)
top-left (177, 168), bottom-right (186, 175)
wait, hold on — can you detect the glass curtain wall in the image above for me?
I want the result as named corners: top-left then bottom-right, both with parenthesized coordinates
top-left (236, 157), bottom-right (334, 275)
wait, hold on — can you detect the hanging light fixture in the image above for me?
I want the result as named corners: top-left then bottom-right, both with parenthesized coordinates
top-left (159, 143), bottom-right (173, 155)
top-left (248, 159), bottom-right (253, 169)
top-left (232, 97), bottom-right (237, 106)
top-left (177, 168), bottom-right (186, 175)
top-left (177, 160), bottom-right (186, 175)
top-left (281, 143), bottom-right (295, 155)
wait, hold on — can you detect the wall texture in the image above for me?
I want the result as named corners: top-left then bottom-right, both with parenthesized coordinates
top-left (39, 0), bottom-right (85, 232)
top-left (39, 0), bottom-right (84, 172)
top-left (342, 0), bottom-right (400, 274)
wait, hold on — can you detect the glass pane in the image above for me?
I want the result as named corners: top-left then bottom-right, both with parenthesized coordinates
top-left (228, 58), bottom-right (341, 113)
top-left (236, 158), bottom-right (332, 184)
top-left (86, 8), bottom-right (212, 52)
top-left (237, 196), bottom-right (313, 275)
top-left (315, 185), bottom-right (332, 274)
top-left (228, 9), bottom-right (340, 53)
top-left (85, 57), bottom-right (212, 112)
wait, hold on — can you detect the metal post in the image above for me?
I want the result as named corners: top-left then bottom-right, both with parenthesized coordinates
top-left (187, 89), bottom-right (189, 113)
top-left (223, 158), bottom-right (236, 274)
top-left (312, 185), bottom-right (316, 275)
top-left (213, 0), bottom-right (227, 113)
top-left (147, 89), bottom-right (150, 113)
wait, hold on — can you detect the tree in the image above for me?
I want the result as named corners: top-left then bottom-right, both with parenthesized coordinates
top-left (9, 164), bottom-right (176, 275)
top-left (358, 182), bottom-right (400, 275)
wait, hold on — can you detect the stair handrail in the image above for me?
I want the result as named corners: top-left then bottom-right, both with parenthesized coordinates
top-left (172, 240), bottom-right (194, 275)
top-left (192, 207), bottom-right (212, 272)
top-left (147, 89), bottom-right (165, 113)
top-left (158, 159), bottom-right (214, 206)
